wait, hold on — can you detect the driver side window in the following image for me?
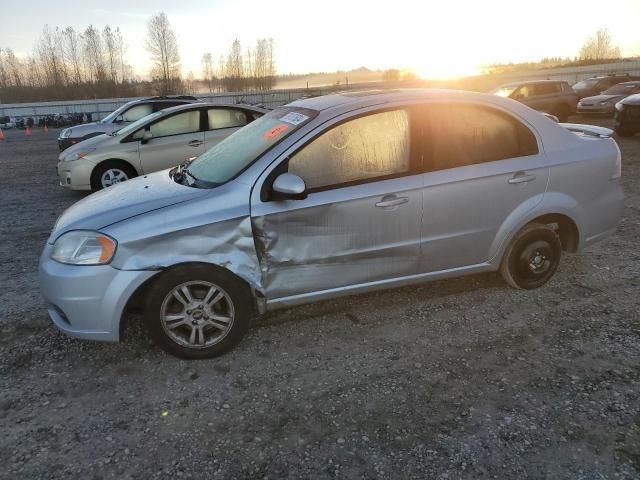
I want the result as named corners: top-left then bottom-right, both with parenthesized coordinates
top-left (133, 111), bottom-right (201, 139)
top-left (288, 110), bottom-right (411, 191)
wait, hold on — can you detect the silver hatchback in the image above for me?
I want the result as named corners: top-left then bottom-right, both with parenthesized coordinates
top-left (39, 89), bottom-right (624, 358)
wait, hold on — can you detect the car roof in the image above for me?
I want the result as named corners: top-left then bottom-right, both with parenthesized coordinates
top-left (157, 102), bottom-right (268, 114)
top-left (497, 79), bottom-right (566, 88)
top-left (287, 88), bottom-right (521, 114)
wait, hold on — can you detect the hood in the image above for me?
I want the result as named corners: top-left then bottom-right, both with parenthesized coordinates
top-left (64, 121), bottom-right (117, 138)
top-left (620, 93), bottom-right (640, 106)
top-left (49, 170), bottom-right (209, 242)
top-left (579, 94), bottom-right (625, 104)
top-left (58, 134), bottom-right (112, 160)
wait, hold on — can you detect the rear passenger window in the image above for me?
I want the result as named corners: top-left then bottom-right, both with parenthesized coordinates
top-left (533, 83), bottom-right (560, 95)
top-left (424, 104), bottom-right (538, 172)
top-left (208, 109), bottom-right (248, 130)
top-left (122, 104), bottom-right (153, 122)
top-left (288, 110), bottom-right (411, 190)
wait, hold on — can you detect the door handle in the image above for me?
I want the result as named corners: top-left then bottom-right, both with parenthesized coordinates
top-left (508, 172), bottom-right (536, 184)
top-left (188, 140), bottom-right (203, 147)
top-left (375, 196), bottom-right (409, 208)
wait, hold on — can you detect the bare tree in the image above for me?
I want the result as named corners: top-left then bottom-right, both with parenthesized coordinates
top-left (61, 27), bottom-right (83, 84)
top-left (225, 39), bottom-right (244, 91)
top-left (4, 49), bottom-right (24, 88)
top-left (83, 25), bottom-right (107, 83)
top-left (0, 49), bottom-right (8, 89)
top-left (37, 26), bottom-right (67, 87)
top-left (202, 52), bottom-right (214, 93)
top-left (146, 12), bottom-right (181, 94)
top-left (103, 26), bottom-right (119, 83)
top-left (579, 29), bottom-right (621, 60)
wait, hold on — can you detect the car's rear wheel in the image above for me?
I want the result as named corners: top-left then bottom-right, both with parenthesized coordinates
top-left (144, 264), bottom-right (253, 359)
top-left (500, 223), bottom-right (562, 289)
top-left (91, 160), bottom-right (137, 191)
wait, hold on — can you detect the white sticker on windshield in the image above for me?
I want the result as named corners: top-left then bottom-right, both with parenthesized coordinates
top-left (280, 112), bottom-right (309, 125)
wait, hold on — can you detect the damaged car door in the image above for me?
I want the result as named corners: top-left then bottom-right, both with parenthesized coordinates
top-left (251, 108), bottom-right (423, 299)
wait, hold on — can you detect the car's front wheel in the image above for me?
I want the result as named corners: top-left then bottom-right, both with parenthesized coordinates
top-left (91, 160), bottom-right (137, 191)
top-left (144, 265), bottom-right (253, 359)
top-left (500, 223), bottom-right (562, 289)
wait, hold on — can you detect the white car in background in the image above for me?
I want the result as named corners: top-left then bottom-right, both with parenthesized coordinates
top-left (57, 103), bottom-right (268, 191)
top-left (57, 95), bottom-right (200, 151)
top-left (0, 116), bottom-right (17, 129)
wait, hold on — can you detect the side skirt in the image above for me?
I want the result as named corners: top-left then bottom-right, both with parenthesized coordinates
top-left (266, 262), bottom-right (495, 310)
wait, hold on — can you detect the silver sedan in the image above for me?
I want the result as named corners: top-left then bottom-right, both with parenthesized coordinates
top-left (40, 89), bottom-right (624, 358)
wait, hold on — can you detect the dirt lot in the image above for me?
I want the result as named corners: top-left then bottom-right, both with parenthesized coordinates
top-left (0, 119), bottom-right (639, 480)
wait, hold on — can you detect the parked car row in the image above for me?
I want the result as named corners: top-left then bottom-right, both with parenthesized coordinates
top-left (491, 74), bottom-right (640, 137)
top-left (40, 88), bottom-right (625, 358)
top-left (58, 102), bottom-right (268, 190)
top-left (57, 95), bottom-right (199, 150)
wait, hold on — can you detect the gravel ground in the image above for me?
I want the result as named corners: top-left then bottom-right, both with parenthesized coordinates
top-left (0, 119), bottom-right (639, 480)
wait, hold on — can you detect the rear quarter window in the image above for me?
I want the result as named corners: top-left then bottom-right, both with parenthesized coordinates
top-left (422, 104), bottom-right (538, 172)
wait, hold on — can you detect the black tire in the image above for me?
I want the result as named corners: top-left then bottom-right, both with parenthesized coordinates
top-left (91, 160), bottom-right (137, 191)
top-left (553, 104), bottom-right (570, 123)
top-left (500, 223), bottom-right (562, 290)
top-left (144, 264), bottom-right (253, 359)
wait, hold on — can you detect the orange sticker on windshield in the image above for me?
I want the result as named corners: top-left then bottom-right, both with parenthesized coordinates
top-left (263, 123), bottom-right (289, 140)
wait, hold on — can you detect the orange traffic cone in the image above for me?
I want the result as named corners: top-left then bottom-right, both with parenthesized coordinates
top-left (25, 127), bottom-right (32, 137)
top-left (43, 124), bottom-right (49, 133)
top-left (0, 128), bottom-right (4, 141)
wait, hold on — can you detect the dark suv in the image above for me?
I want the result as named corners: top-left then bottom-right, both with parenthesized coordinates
top-left (573, 75), bottom-right (640, 100)
top-left (58, 96), bottom-right (200, 151)
top-left (491, 80), bottom-right (578, 122)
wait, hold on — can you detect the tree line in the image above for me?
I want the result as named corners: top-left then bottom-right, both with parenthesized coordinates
top-left (0, 25), bottom-right (143, 103)
top-left (201, 38), bottom-right (276, 93)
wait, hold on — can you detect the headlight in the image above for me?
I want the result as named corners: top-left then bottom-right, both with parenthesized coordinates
top-left (615, 102), bottom-right (625, 111)
top-left (64, 149), bottom-right (96, 162)
top-left (61, 128), bottom-right (72, 138)
top-left (51, 231), bottom-right (117, 265)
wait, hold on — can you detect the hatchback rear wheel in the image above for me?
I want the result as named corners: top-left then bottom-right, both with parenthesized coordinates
top-left (500, 223), bottom-right (562, 289)
top-left (144, 265), bottom-right (252, 359)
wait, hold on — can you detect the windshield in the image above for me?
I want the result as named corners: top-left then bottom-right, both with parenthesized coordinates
top-left (113, 110), bottom-right (164, 136)
top-left (603, 83), bottom-right (640, 95)
top-left (100, 101), bottom-right (135, 124)
top-left (187, 107), bottom-right (317, 185)
top-left (491, 85), bottom-right (519, 97)
top-left (573, 79), bottom-right (598, 90)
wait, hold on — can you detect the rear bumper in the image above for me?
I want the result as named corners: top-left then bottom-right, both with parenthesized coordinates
top-left (39, 244), bottom-right (159, 341)
top-left (581, 181), bottom-right (624, 250)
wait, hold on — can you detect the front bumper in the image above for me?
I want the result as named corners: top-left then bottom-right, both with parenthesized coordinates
top-left (577, 104), bottom-right (615, 115)
top-left (39, 244), bottom-right (159, 341)
top-left (58, 137), bottom-right (83, 151)
top-left (56, 159), bottom-right (95, 190)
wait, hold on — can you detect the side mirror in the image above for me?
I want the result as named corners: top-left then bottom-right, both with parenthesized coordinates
top-left (115, 115), bottom-right (124, 124)
top-left (141, 130), bottom-right (153, 144)
top-left (272, 173), bottom-right (307, 200)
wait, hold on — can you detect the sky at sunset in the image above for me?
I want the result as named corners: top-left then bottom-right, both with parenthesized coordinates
top-left (2, 0), bottom-right (640, 79)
